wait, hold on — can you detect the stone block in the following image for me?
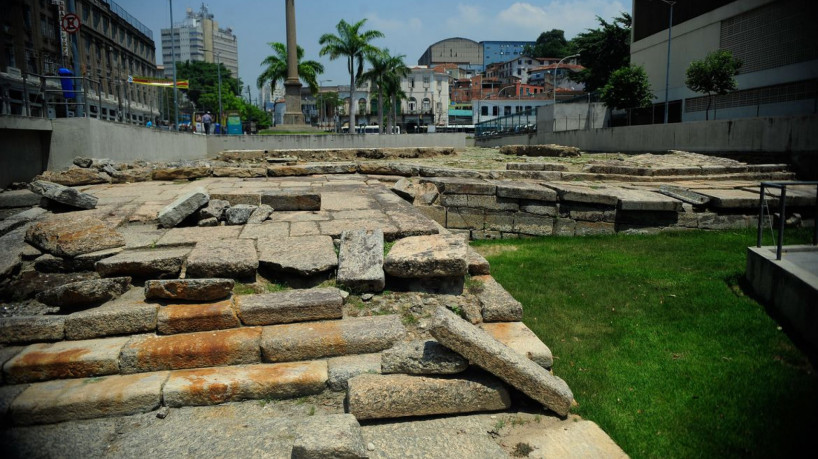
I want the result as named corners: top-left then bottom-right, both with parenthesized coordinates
top-left (163, 361), bottom-right (327, 407)
top-left (152, 166), bottom-right (211, 181)
top-left (347, 373), bottom-right (511, 420)
top-left (235, 288), bottom-right (343, 326)
top-left (28, 180), bottom-right (98, 209)
top-left (326, 353), bottom-right (382, 392)
top-left (247, 204), bottom-right (274, 224)
top-left (144, 278), bottom-right (234, 302)
top-left (480, 322), bottom-right (553, 368)
top-left (35, 277), bottom-right (131, 308)
top-left (95, 246), bottom-right (191, 279)
top-left (119, 327), bottom-right (262, 373)
top-left (0, 316), bottom-right (65, 344)
top-left (1, 228), bottom-right (28, 279)
top-left (445, 208), bottom-right (484, 230)
top-left (64, 298), bottom-right (159, 340)
top-left (261, 190), bottom-right (321, 211)
top-left (429, 307), bottom-right (573, 416)
top-left (25, 214), bottom-right (125, 258)
top-left (4, 336), bottom-right (129, 384)
top-left (157, 300), bottom-right (240, 334)
top-left (260, 315), bottom-right (405, 363)
top-left (0, 189), bottom-right (41, 208)
top-left (423, 178), bottom-right (495, 195)
top-left (209, 193), bottom-right (261, 206)
top-left (473, 275), bottom-right (523, 322)
top-left (467, 248), bottom-right (491, 275)
top-left (224, 204), bottom-right (258, 225)
top-left (157, 188), bottom-right (209, 228)
top-left (257, 235), bottom-right (337, 277)
top-left (553, 218), bottom-right (576, 236)
top-left (575, 221), bottom-right (615, 236)
top-left (381, 339), bottom-right (468, 375)
top-left (495, 181), bottom-right (557, 202)
top-left (414, 205), bottom-right (446, 227)
top-left (292, 414), bottom-right (367, 459)
top-left (483, 211), bottom-right (515, 232)
top-left (544, 183), bottom-right (618, 206)
top-left (9, 371), bottom-right (169, 425)
top-left (337, 229), bottom-right (385, 293)
top-left (514, 214), bottom-right (555, 236)
top-left (383, 234), bottom-right (468, 278)
top-left (185, 239), bottom-right (258, 279)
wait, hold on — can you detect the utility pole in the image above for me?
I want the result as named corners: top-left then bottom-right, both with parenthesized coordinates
top-left (661, 0), bottom-right (676, 124)
top-left (67, 0), bottom-right (83, 117)
top-left (169, 0), bottom-right (179, 131)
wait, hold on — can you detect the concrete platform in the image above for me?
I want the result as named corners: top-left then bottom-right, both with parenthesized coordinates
top-left (746, 245), bottom-right (818, 357)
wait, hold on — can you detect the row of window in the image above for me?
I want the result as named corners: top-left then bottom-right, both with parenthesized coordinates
top-left (479, 105), bottom-right (534, 116)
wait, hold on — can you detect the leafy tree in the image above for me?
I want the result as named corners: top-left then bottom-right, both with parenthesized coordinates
top-left (523, 29), bottom-right (570, 58)
top-left (256, 42), bottom-right (325, 96)
top-left (571, 13), bottom-right (632, 93)
top-left (600, 65), bottom-right (654, 124)
top-left (361, 49), bottom-right (408, 133)
top-left (175, 60), bottom-right (241, 111)
top-left (319, 19), bottom-right (384, 131)
top-left (685, 49), bottom-right (742, 120)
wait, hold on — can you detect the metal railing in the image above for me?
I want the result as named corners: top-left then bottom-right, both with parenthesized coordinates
top-left (475, 107), bottom-right (538, 138)
top-left (757, 181), bottom-right (818, 260)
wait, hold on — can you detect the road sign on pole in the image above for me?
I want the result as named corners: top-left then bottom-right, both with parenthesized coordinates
top-left (61, 13), bottom-right (80, 34)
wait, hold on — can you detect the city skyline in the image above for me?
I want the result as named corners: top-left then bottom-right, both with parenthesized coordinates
top-left (115, 0), bottom-right (627, 101)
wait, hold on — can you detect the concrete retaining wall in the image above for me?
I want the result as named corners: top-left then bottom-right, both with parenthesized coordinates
top-left (205, 133), bottom-right (467, 157)
top-left (48, 118), bottom-right (207, 169)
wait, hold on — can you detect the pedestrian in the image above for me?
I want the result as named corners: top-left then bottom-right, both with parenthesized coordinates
top-left (203, 111), bottom-right (213, 135)
top-left (146, 119), bottom-right (152, 128)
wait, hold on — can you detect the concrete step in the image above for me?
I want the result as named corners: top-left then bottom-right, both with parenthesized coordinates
top-left (261, 315), bottom-right (405, 363)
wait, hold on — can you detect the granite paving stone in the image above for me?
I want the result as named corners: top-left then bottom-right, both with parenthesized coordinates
top-left (28, 180), bottom-right (98, 209)
top-left (63, 292), bottom-right (159, 340)
top-left (157, 299), bottom-right (240, 334)
top-left (0, 316), bottom-right (65, 344)
top-left (25, 214), bottom-right (125, 258)
top-left (381, 339), bottom-right (468, 375)
top-left (235, 288), bottom-right (343, 326)
top-left (383, 234), bottom-right (468, 278)
top-left (184, 239), bottom-right (258, 279)
top-left (480, 321), bottom-right (553, 369)
top-left (292, 414), bottom-right (367, 459)
top-left (95, 247), bottom-right (191, 279)
top-left (337, 229), bottom-right (385, 293)
top-left (157, 188), bottom-right (209, 228)
top-left (156, 226), bottom-right (242, 246)
top-left (256, 235), bottom-right (337, 277)
top-left (144, 278), bottom-right (234, 301)
top-left (3, 336), bottom-right (130, 384)
top-left (326, 353), bottom-right (382, 392)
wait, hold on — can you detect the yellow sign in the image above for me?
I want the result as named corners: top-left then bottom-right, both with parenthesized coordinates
top-left (130, 76), bottom-right (189, 89)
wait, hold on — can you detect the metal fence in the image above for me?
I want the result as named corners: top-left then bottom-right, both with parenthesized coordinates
top-left (757, 181), bottom-right (818, 260)
top-left (475, 107), bottom-right (538, 138)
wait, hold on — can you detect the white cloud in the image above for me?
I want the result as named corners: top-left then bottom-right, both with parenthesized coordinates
top-left (445, 4), bottom-right (486, 34)
top-left (496, 1), bottom-right (628, 40)
top-left (365, 13), bottom-right (423, 34)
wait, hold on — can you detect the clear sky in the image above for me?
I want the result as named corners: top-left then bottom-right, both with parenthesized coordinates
top-left (114, 0), bottom-right (628, 101)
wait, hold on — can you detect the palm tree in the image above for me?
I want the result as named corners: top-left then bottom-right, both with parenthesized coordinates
top-left (319, 19), bottom-right (383, 132)
top-left (361, 49), bottom-right (409, 134)
top-left (383, 53), bottom-right (409, 134)
top-left (257, 42), bottom-right (324, 97)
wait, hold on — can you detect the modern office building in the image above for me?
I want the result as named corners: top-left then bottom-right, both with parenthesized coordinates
top-left (1, 0), bottom-right (159, 122)
top-left (160, 4), bottom-right (238, 79)
top-left (631, 0), bottom-right (818, 122)
top-left (480, 41), bottom-right (535, 69)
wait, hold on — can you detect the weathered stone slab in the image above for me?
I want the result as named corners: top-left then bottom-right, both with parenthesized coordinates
top-left (429, 307), bottom-right (573, 416)
top-left (391, 177), bottom-right (416, 201)
top-left (0, 384), bottom-right (27, 416)
top-left (239, 221), bottom-right (291, 239)
top-left (0, 346), bottom-right (23, 384)
top-left (500, 144), bottom-right (580, 157)
top-left (506, 162), bottom-right (568, 171)
top-left (0, 189), bottom-right (41, 208)
top-left (381, 339), bottom-right (468, 375)
top-left (209, 193), bottom-right (261, 206)
top-left (257, 235), bottom-right (337, 277)
top-left (383, 234), bottom-right (468, 278)
top-left (690, 188), bottom-right (762, 209)
top-left (0, 316), bottom-right (65, 344)
top-left (157, 188), bottom-right (209, 228)
top-left (4, 336), bottom-right (129, 384)
top-left (95, 246), bottom-right (191, 279)
top-left (658, 185), bottom-right (710, 205)
top-left (513, 214), bottom-right (555, 236)
top-left (224, 204), bottom-right (258, 225)
top-left (36, 277), bottom-right (131, 308)
top-left (421, 177), bottom-right (495, 195)
top-left (235, 288), bottom-right (343, 326)
top-left (607, 188), bottom-right (683, 211)
top-left (495, 181), bottom-right (557, 202)
top-left (467, 248), bottom-right (491, 275)
top-left (247, 204), bottom-right (273, 224)
top-left (157, 300), bottom-right (240, 334)
top-left (36, 167), bottom-right (110, 186)
top-left (185, 239), bottom-right (258, 279)
top-left (25, 214), bottom-right (125, 258)
top-left (326, 353), bottom-right (382, 392)
top-left (119, 327), bottom-right (262, 373)
top-left (575, 221), bottom-right (615, 236)
top-left (292, 414), bottom-right (367, 459)
top-left (261, 190), bottom-right (321, 211)
top-left (260, 315), bottom-right (405, 362)
top-left (212, 166), bottom-right (267, 178)
top-left (10, 372), bottom-right (167, 426)
top-left (163, 361), bottom-right (327, 407)
top-left (543, 183), bottom-right (618, 206)
top-left (337, 229), bottom-right (385, 293)
top-left (347, 373), bottom-right (511, 420)
top-left (28, 180), bottom-right (98, 209)
top-left (0, 207), bottom-right (47, 237)
top-left (151, 166), bottom-right (212, 181)
top-left (0, 227), bottom-right (27, 279)
top-left (156, 225), bottom-right (242, 246)
top-left (144, 278), bottom-right (234, 301)
top-left (480, 322), bottom-right (553, 368)
top-left (64, 292), bottom-right (159, 340)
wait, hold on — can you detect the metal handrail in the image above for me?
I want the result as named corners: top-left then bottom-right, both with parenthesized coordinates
top-left (756, 181), bottom-right (818, 260)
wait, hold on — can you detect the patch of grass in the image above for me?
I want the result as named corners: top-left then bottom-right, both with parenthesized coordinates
top-left (401, 311), bottom-right (419, 325)
top-left (447, 304), bottom-right (464, 318)
top-left (265, 282), bottom-right (288, 293)
top-left (494, 419), bottom-right (506, 431)
top-left (232, 282), bottom-right (257, 295)
top-left (475, 228), bottom-right (818, 459)
top-left (307, 405), bottom-right (315, 416)
top-left (317, 278), bottom-right (337, 289)
top-left (465, 275), bottom-right (485, 294)
top-left (512, 442), bottom-right (534, 457)
top-left (383, 241), bottom-right (395, 257)
top-left (346, 296), bottom-right (366, 310)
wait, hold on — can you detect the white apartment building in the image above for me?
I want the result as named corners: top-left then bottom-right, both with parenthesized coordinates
top-left (160, 5), bottom-right (238, 79)
top-left (401, 66), bottom-right (451, 127)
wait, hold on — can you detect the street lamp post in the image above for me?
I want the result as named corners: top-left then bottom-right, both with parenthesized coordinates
top-left (169, 0), bottom-right (178, 131)
top-left (216, 52), bottom-right (223, 135)
top-left (660, 0), bottom-right (676, 124)
top-left (552, 54), bottom-right (580, 105)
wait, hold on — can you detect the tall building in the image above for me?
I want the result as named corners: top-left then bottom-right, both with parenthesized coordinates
top-left (1, 0), bottom-right (159, 122)
top-left (418, 38), bottom-right (535, 72)
top-left (480, 41), bottom-right (535, 69)
top-left (160, 4), bottom-right (238, 79)
top-left (631, 0), bottom-right (818, 122)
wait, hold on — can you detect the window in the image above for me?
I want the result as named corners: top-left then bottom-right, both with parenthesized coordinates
top-left (515, 106), bottom-right (522, 113)
top-left (481, 106), bottom-right (488, 116)
top-left (504, 106), bottom-right (511, 116)
top-left (23, 6), bottom-right (32, 29)
top-left (525, 106), bottom-right (532, 111)
top-left (408, 77), bottom-right (414, 88)
top-left (408, 97), bottom-right (417, 112)
top-left (358, 98), bottom-right (366, 114)
top-left (422, 98), bottom-right (431, 112)
top-left (492, 106), bottom-right (498, 116)
top-left (422, 76), bottom-right (430, 85)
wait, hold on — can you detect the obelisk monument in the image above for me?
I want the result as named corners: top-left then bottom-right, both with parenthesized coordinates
top-left (283, 0), bottom-right (306, 126)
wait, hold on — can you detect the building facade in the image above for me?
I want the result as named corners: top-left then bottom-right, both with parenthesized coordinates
top-left (631, 0), bottom-right (818, 122)
top-left (1, 0), bottom-right (159, 123)
top-left (160, 5), bottom-right (238, 79)
top-left (417, 37), bottom-right (483, 71)
top-left (481, 41), bottom-right (535, 68)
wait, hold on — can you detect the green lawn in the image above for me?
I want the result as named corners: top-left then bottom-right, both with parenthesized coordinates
top-left (473, 229), bottom-right (817, 458)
